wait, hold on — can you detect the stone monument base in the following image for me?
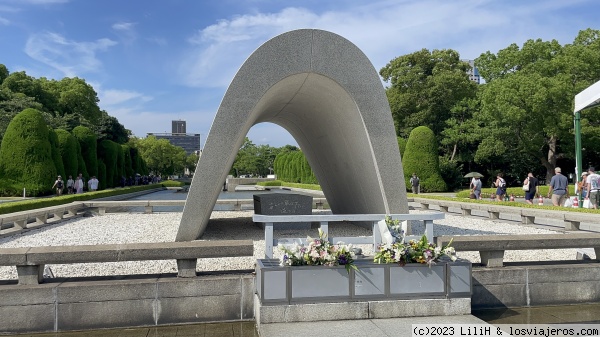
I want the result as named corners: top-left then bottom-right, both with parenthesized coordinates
top-left (254, 294), bottom-right (471, 324)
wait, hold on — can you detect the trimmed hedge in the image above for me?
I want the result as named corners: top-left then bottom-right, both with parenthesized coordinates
top-left (397, 137), bottom-right (407, 157)
top-left (403, 126), bottom-right (447, 192)
top-left (0, 108), bottom-right (57, 196)
top-left (456, 186), bottom-right (576, 199)
top-left (72, 126), bottom-right (96, 178)
top-left (98, 160), bottom-right (107, 190)
top-left (273, 150), bottom-right (317, 184)
top-left (122, 144), bottom-right (134, 178)
top-left (412, 194), bottom-right (600, 214)
top-left (161, 180), bottom-right (184, 187)
top-left (257, 180), bottom-right (321, 191)
top-left (98, 140), bottom-right (119, 188)
top-left (48, 128), bottom-right (65, 180)
top-left (56, 129), bottom-right (79, 178)
top-left (0, 183), bottom-right (169, 215)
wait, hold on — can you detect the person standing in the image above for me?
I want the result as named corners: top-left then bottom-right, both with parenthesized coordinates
top-left (74, 174), bottom-right (84, 194)
top-left (586, 167), bottom-right (600, 209)
top-left (547, 167), bottom-right (569, 206)
top-left (88, 176), bottom-right (99, 192)
top-left (493, 173), bottom-right (507, 201)
top-left (577, 172), bottom-right (588, 200)
top-left (52, 175), bottom-right (64, 196)
top-left (471, 176), bottom-right (482, 199)
top-left (66, 175), bottom-right (74, 194)
top-left (523, 172), bottom-right (539, 205)
top-left (409, 173), bottom-right (420, 194)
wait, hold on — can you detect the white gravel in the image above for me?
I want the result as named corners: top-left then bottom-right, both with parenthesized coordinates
top-left (0, 210), bottom-right (591, 280)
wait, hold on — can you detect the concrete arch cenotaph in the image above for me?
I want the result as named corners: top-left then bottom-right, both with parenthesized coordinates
top-left (177, 29), bottom-right (408, 241)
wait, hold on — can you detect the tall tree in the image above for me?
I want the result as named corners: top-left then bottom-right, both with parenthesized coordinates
top-left (56, 77), bottom-right (102, 124)
top-left (134, 136), bottom-right (187, 176)
top-left (475, 29), bottom-right (600, 181)
top-left (380, 48), bottom-right (478, 141)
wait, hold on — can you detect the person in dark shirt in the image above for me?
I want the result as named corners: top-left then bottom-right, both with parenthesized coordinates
top-left (523, 172), bottom-right (539, 204)
top-left (547, 167), bottom-right (569, 206)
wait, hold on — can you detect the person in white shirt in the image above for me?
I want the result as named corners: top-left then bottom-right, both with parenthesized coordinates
top-left (88, 176), bottom-right (99, 192)
top-left (586, 167), bottom-right (600, 209)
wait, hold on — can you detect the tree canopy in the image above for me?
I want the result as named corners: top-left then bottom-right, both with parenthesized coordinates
top-left (384, 29), bottom-right (600, 188)
top-left (0, 65), bottom-right (130, 144)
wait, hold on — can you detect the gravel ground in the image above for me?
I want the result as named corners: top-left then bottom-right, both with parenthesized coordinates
top-left (0, 210), bottom-right (592, 280)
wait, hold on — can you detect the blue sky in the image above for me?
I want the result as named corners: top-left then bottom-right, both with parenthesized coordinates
top-left (0, 0), bottom-right (598, 148)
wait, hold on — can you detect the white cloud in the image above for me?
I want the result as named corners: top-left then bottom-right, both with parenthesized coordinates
top-left (178, 0), bottom-right (593, 88)
top-left (112, 22), bottom-right (135, 31)
top-left (99, 89), bottom-right (153, 106)
top-left (0, 16), bottom-right (8, 25)
top-left (25, 31), bottom-right (117, 77)
top-left (111, 21), bottom-right (137, 44)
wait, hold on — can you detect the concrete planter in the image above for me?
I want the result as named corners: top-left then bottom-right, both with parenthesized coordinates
top-left (256, 258), bottom-right (471, 305)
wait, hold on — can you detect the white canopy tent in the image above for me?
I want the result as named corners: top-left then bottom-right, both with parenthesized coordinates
top-left (575, 79), bottom-right (600, 114)
top-left (573, 79), bottom-right (600, 203)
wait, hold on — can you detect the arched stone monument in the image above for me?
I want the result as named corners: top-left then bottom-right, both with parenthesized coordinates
top-left (177, 29), bottom-right (408, 241)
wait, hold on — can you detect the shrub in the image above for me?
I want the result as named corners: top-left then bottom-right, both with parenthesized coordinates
top-left (161, 180), bottom-right (184, 187)
top-left (259, 180), bottom-right (283, 186)
top-left (48, 128), bottom-right (65, 180)
top-left (273, 150), bottom-right (317, 184)
top-left (98, 140), bottom-right (119, 188)
top-left (75, 140), bottom-right (88, 179)
top-left (116, 144), bottom-right (125, 185)
top-left (403, 126), bottom-right (447, 192)
top-left (0, 184), bottom-right (165, 215)
top-left (72, 126), bottom-right (97, 178)
top-left (0, 108), bottom-right (56, 196)
top-left (397, 137), bottom-right (407, 157)
top-left (98, 160), bottom-right (107, 190)
top-left (56, 129), bottom-right (79, 178)
top-left (439, 157), bottom-right (464, 192)
top-left (122, 144), bottom-right (134, 178)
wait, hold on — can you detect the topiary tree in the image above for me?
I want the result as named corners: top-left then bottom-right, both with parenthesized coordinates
top-left (397, 137), bottom-right (407, 158)
top-left (0, 108), bottom-right (56, 196)
top-left (74, 139), bottom-right (88, 179)
top-left (130, 146), bottom-right (142, 175)
top-left (72, 126), bottom-right (97, 178)
top-left (97, 140), bottom-right (118, 188)
top-left (122, 144), bottom-right (134, 178)
top-left (48, 128), bottom-right (65, 180)
top-left (97, 160), bottom-right (107, 190)
top-left (403, 126), bottom-right (447, 192)
top-left (116, 144), bottom-right (124, 185)
top-left (55, 129), bottom-right (78, 178)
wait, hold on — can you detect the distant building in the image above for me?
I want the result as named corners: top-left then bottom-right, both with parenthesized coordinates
top-left (148, 120), bottom-right (200, 155)
top-left (172, 120), bottom-right (186, 134)
top-left (462, 59), bottom-right (481, 84)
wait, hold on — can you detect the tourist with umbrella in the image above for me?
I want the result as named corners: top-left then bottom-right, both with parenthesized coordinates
top-left (465, 172), bottom-right (483, 199)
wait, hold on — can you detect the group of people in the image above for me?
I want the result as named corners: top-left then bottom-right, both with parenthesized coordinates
top-left (467, 173), bottom-right (505, 201)
top-left (52, 174), bottom-right (99, 196)
top-left (575, 166), bottom-right (600, 209)
top-left (468, 167), bottom-right (599, 209)
top-left (543, 166), bottom-right (599, 209)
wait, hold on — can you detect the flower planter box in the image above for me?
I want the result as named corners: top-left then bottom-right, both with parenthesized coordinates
top-left (255, 258), bottom-right (471, 305)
